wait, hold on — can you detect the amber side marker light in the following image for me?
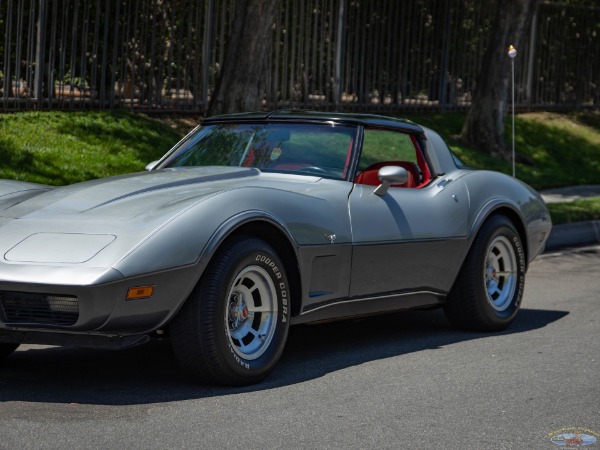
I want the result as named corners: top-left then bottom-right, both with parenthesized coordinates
top-left (126, 286), bottom-right (155, 300)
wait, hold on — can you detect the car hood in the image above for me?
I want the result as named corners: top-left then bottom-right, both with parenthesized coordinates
top-left (0, 166), bottom-right (333, 284)
top-left (0, 167), bottom-right (261, 221)
top-left (0, 167), bottom-right (267, 282)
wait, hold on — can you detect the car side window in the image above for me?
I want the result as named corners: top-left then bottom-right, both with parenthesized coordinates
top-left (356, 128), bottom-right (430, 188)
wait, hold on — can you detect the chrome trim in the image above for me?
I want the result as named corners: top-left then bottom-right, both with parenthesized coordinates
top-left (300, 289), bottom-right (444, 315)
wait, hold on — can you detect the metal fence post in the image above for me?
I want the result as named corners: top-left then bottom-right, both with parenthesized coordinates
top-left (202, 0), bottom-right (215, 112)
top-left (34, 0), bottom-right (47, 106)
top-left (526, 1), bottom-right (538, 109)
top-left (438, 0), bottom-right (452, 111)
top-left (334, 0), bottom-right (345, 107)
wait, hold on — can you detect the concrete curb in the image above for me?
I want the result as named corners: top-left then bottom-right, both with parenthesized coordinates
top-left (545, 220), bottom-right (600, 252)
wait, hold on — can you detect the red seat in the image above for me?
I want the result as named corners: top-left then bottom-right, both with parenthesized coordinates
top-left (355, 161), bottom-right (420, 188)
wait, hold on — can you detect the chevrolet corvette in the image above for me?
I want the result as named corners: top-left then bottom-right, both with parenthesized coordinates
top-left (0, 110), bottom-right (552, 385)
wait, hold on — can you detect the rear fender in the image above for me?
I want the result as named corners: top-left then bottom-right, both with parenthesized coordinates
top-left (468, 199), bottom-right (529, 267)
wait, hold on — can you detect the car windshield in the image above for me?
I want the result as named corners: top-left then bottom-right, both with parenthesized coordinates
top-left (162, 123), bottom-right (356, 179)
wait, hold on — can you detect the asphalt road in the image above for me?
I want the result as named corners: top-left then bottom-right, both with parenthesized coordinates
top-left (0, 248), bottom-right (598, 449)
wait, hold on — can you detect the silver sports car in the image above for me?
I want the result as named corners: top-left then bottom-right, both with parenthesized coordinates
top-left (0, 110), bottom-right (551, 385)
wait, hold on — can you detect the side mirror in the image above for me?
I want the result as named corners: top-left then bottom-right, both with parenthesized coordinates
top-left (145, 161), bottom-right (159, 171)
top-left (374, 166), bottom-right (408, 196)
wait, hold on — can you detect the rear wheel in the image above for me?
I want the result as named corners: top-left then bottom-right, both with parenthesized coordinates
top-left (170, 236), bottom-right (290, 386)
top-left (444, 215), bottom-right (526, 331)
top-left (0, 343), bottom-right (19, 360)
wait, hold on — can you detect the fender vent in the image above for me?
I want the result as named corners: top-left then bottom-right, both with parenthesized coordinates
top-left (0, 291), bottom-right (79, 326)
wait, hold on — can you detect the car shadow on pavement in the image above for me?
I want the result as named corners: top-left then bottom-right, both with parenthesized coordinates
top-left (0, 307), bottom-right (567, 406)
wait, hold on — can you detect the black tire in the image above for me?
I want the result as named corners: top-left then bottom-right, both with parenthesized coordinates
top-left (0, 343), bottom-right (19, 360)
top-left (444, 215), bottom-right (526, 332)
top-left (170, 236), bottom-right (290, 386)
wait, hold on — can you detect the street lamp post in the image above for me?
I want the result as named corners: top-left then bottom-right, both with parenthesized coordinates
top-left (508, 45), bottom-right (517, 178)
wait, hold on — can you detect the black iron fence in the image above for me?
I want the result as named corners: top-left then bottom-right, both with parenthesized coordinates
top-left (1, 0), bottom-right (599, 113)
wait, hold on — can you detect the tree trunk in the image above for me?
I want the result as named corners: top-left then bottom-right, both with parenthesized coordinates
top-left (461, 0), bottom-right (538, 159)
top-left (207, 0), bottom-right (280, 116)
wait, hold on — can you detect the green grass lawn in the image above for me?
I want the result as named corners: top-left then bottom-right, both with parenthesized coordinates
top-left (0, 111), bottom-right (182, 185)
top-left (546, 198), bottom-right (600, 224)
top-left (405, 111), bottom-right (600, 190)
top-left (0, 109), bottom-right (599, 224)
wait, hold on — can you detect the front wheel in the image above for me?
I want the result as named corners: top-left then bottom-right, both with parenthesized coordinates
top-left (444, 215), bottom-right (526, 332)
top-left (170, 236), bottom-right (290, 386)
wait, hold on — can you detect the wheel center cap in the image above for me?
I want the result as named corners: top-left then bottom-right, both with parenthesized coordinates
top-left (240, 304), bottom-right (249, 320)
top-left (229, 294), bottom-right (250, 328)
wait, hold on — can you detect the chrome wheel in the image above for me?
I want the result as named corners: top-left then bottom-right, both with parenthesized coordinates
top-left (444, 215), bottom-right (525, 332)
top-left (225, 265), bottom-right (278, 360)
top-left (484, 235), bottom-right (517, 312)
top-left (170, 237), bottom-right (290, 385)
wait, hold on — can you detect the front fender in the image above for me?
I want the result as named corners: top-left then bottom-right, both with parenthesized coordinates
top-left (196, 210), bottom-right (300, 272)
top-left (112, 183), bottom-right (352, 278)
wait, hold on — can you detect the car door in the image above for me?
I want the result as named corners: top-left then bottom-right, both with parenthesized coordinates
top-left (348, 127), bottom-right (470, 298)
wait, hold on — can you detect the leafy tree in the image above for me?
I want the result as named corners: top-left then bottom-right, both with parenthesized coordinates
top-left (461, 0), bottom-right (538, 159)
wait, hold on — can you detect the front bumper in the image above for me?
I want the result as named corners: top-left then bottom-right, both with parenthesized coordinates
top-left (0, 264), bottom-right (200, 341)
